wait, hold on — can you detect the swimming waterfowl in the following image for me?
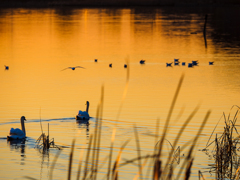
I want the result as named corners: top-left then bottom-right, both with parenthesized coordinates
top-left (188, 63), bottom-right (193, 68)
top-left (140, 60), bottom-right (145, 64)
top-left (7, 116), bottom-right (26, 140)
top-left (166, 63), bottom-right (172, 67)
top-left (192, 60), bottom-right (198, 66)
top-left (76, 101), bottom-right (90, 121)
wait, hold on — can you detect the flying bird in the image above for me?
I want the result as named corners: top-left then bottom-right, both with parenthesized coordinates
top-left (61, 66), bottom-right (85, 71)
top-left (5, 65), bottom-right (9, 70)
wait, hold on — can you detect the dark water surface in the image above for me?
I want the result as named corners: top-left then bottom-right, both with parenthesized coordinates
top-left (0, 7), bottom-right (240, 179)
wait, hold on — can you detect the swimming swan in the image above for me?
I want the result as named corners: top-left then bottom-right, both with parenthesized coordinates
top-left (7, 116), bottom-right (26, 140)
top-left (76, 101), bottom-right (90, 120)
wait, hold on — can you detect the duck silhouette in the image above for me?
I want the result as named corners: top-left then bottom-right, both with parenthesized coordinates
top-left (166, 63), bottom-right (172, 67)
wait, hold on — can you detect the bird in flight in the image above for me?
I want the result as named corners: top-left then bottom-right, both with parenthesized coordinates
top-left (61, 66), bottom-right (85, 71)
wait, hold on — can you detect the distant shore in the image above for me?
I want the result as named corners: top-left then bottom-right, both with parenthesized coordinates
top-left (0, 0), bottom-right (240, 8)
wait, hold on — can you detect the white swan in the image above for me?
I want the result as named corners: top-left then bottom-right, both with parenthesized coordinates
top-left (76, 101), bottom-right (90, 120)
top-left (7, 116), bottom-right (26, 140)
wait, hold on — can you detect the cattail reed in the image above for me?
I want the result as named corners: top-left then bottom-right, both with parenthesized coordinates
top-left (203, 105), bottom-right (240, 179)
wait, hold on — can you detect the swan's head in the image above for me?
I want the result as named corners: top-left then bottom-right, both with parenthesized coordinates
top-left (21, 116), bottom-right (26, 121)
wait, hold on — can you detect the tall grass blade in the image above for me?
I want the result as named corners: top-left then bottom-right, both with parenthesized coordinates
top-left (112, 139), bottom-right (130, 180)
top-left (133, 156), bottom-right (149, 180)
top-left (176, 110), bottom-right (211, 179)
top-left (40, 107), bottom-right (43, 134)
top-left (116, 57), bottom-right (130, 121)
top-left (90, 105), bottom-right (100, 178)
top-left (68, 139), bottom-right (76, 180)
top-left (49, 150), bottom-right (61, 180)
top-left (94, 86), bottom-right (104, 180)
top-left (163, 105), bottom-right (199, 175)
top-left (23, 177), bottom-right (38, 180)
top-left (198, 170), bottom-right (206, 180)
top-left (185, 158), bottom-right (193, 180)
top-left (205, 114), bottom-right (223, 148)
top-left (157, 74), bottom-right (184, 158)
top-left (76, 146), bottom-right (85, 180)
top-left (134, 125), bottom-right (142, 179)
top-left (107, 128), bottom-right (116, 180)
top-left (153, 74), bottom-right (184, 179)
top-left (82, 134), bottom-right (93, 180)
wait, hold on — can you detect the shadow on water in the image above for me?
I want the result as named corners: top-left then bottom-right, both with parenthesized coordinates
top-left (76, 120), bottom-right (90, 142)
top-left (8, 139), bottom-right (26, 154)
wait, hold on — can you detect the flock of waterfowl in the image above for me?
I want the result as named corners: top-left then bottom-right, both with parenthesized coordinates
top-left (4, 58), bottom-right (213, 72)
top-left (93, 58), bottom-right (213, 68)
top-left (166, 59), bottom-right (214, 67)
top-left (4, 57), bottom-right (214, 141)
top-left (7, 101), bottom-right (90, 141)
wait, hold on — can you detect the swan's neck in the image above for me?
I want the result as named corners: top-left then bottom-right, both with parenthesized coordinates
top-left (21, 119), bottom-right (26, 136)
top-left (86, 101), bottom-right (89, 113)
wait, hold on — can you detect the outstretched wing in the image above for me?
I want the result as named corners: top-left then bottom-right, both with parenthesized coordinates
top-left (75, 66), bottom-right (86, 69)
top-left (61, 67), bottom-right (72, 71)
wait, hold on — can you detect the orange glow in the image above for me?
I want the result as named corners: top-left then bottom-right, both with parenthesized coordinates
top-left (0, 8), bottom-right (240, 179)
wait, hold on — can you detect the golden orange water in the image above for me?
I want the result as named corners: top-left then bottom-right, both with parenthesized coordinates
top-left (0, 7), bottom-right (240, 179)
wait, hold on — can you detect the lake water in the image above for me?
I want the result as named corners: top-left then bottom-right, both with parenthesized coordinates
top-left (0, 6), bottom-right (240, 179)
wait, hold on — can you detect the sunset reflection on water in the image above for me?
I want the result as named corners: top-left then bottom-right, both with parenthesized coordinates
top-left (0, 7), bottom-right (240, 179)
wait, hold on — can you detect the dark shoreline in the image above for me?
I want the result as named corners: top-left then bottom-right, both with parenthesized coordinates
top-left (0, 0), bottom-right (240, 8)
